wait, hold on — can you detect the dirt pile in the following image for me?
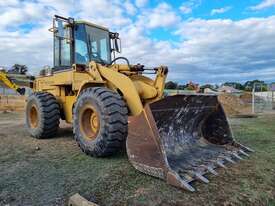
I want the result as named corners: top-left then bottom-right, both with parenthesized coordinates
top-left (0, 95), bottom-right (26, 111)
top-left (239, 92), bottom-right (253, 104)
top-left (218, 93), bottom-right (252, 116)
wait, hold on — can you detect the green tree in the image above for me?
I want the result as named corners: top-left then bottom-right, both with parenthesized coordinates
top-left (177, 84), bottom-right (186, 90)
top-left (8, 64), bottom-right (28, 75)
top-left (199, 84), bottom-right (216, 93)
top-left (200, 84), bottom-right (214, 90)
top-left (244, 80), bottom-right (267, 92)
top-left (165, 81), bottom-right (178, 89)
top-left (223, 82), bottom-right (244, 90)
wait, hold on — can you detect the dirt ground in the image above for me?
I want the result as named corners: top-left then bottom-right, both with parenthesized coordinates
top-left (0, 112), bottom-right (275, 206)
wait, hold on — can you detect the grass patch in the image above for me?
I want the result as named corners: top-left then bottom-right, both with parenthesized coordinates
top-left (0, 112), bottom-right (274, 206)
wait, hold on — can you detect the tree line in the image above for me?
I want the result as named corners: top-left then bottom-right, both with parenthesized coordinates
top-left (165, 80), bottom-right (272, 92)
top-left (1, 64), bottom-right (272, 92)
top-left (0, 64), bottom-right (28, 75)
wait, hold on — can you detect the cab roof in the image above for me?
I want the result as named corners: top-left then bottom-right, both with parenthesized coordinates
top-left (75, 20), bottom-right (109, 31)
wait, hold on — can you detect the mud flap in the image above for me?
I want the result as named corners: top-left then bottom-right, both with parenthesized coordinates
top-left (127, 94), bottom-right (253, 192)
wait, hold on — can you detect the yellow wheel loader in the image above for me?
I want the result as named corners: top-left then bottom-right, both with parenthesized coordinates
top-left (25, 15), bottom-right (253, 192)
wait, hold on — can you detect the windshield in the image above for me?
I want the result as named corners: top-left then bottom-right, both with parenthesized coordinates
top-left (75, 24), bottom-right (111, 65)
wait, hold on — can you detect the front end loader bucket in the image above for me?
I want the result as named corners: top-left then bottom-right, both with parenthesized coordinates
top-left (127, 94), bottom-right (253, 192)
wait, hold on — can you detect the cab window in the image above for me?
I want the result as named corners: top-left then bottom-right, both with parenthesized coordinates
top-left (75, 24), bottom-right (89, 65)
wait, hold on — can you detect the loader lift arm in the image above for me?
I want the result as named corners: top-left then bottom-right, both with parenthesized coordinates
top-left (0, 71), bottom-right (26, 95)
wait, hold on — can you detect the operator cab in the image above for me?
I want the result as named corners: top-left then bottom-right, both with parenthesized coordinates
top-left (52, 15), bottom-right (121, 71)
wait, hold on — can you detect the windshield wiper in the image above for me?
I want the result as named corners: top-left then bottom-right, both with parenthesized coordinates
top-left (87, 34), bottom-right (92, 62)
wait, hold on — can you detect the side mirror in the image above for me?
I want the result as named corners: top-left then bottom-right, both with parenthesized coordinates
top-left (110, 32), bottom-right (122, 53)
top-left (114, 38), bottom-right (122, 53)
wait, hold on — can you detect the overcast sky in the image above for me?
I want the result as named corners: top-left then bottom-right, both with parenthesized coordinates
top-left (0, 0), bottom-right (275, 84)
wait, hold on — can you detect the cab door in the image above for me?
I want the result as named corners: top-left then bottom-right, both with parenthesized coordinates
top-left (53, 16), bottom-right (74, 71)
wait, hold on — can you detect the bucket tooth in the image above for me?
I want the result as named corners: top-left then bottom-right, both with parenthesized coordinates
top-left (207, 166), bottom-right (218, 176)
top-left (245, 147), bottom-right (254, 153)
top-left (223, 156), bottom-right (236, 164)
top-left (181, 180), bottom-right (196, 192)
top-left (239, 149), bottom-right (250, 157)
top-left (167, 172), bottom-right (195, 192)
top-left (181, 177), bottom-right (196, 191)
top-left (193, 172), bottom-right (209, 184)
top-left (235, 143), bottom-right (254, 153)
top-left (216, 160), bottom-right (227, 169)
top-left (232, 152), bottom-right (243, 160)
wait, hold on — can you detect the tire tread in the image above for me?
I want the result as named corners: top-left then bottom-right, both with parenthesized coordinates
top-left (73, 87), bottom-right (128, 157)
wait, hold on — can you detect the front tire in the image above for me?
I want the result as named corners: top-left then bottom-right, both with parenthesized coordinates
top-left (25, 92), bottom-right (60, 138)
top-left (73, 87), bottom-right (128, 157)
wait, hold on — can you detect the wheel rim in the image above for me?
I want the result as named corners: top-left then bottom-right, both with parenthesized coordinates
top-left (80, 104), bottom-right (100, 141)
top-left (29, 105), bottom-right (39, 128)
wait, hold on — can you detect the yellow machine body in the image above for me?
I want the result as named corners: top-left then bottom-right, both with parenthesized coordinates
top-left (33, 62), bottom-right (167, 123)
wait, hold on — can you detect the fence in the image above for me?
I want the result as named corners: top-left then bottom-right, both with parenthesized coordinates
top-left (253, 91), bottom-right (275, 113)
top-left (164, 89), bottom-right (275, 115)
top-left (164, 89), bottom-right (197, 96)
top-left (0, 87), bottom-right (27, 111)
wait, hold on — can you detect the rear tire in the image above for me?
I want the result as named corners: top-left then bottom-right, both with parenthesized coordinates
top-left (25, 92), bottom-right (60, 138)
top-left (73, 87), bottom-right (128, 157)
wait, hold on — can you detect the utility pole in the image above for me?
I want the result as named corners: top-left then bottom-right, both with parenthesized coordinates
top-left (252, 84), bottom-right (255, 114)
